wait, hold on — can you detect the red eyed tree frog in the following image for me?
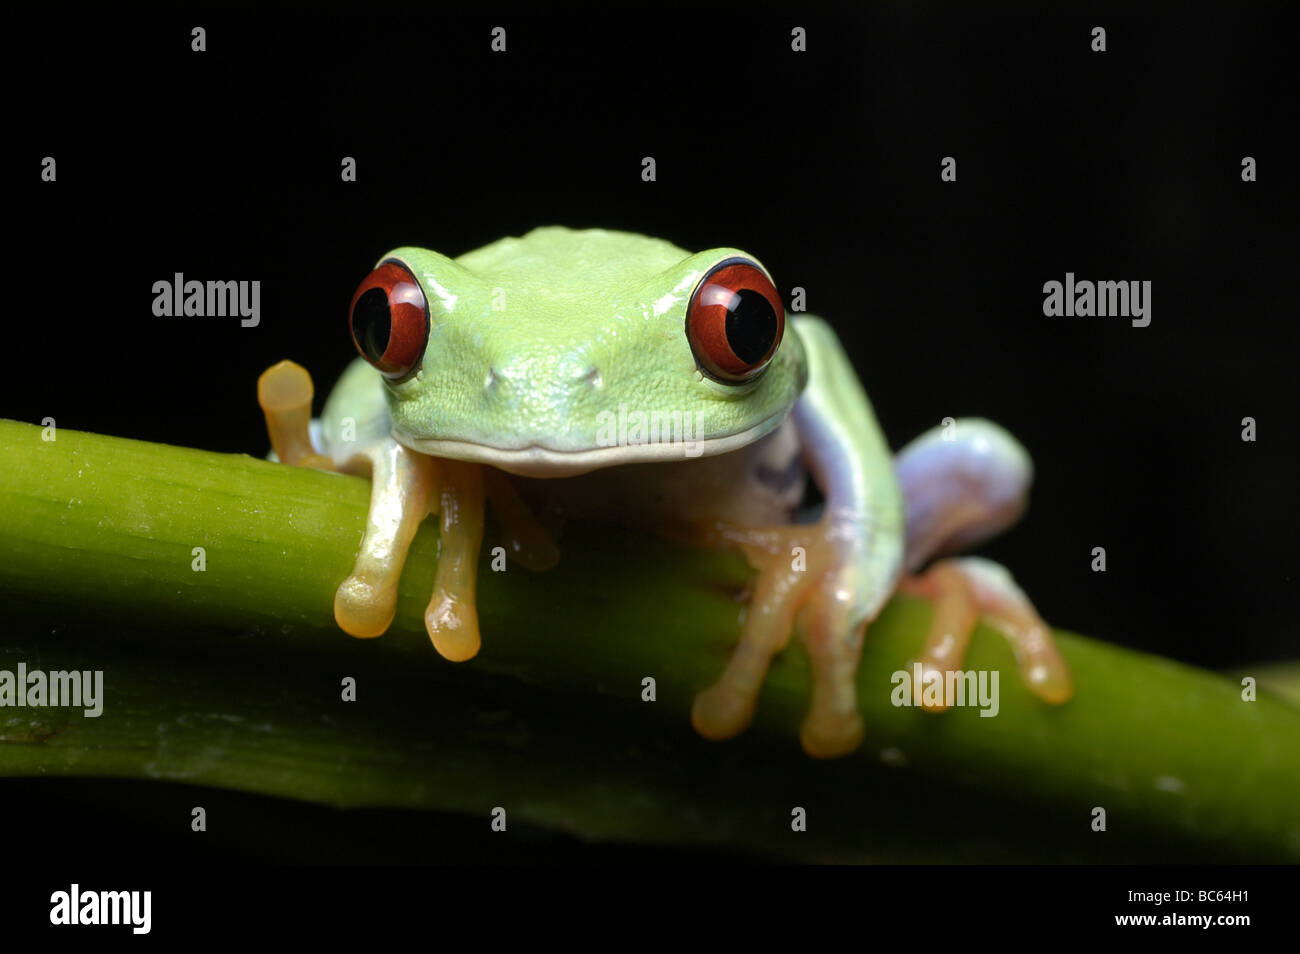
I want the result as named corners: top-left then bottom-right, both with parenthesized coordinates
top-left (258, 227), bottom-right (1072, 758)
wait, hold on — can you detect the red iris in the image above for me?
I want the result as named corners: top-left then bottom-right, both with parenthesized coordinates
top-left (348, 261), bottom-right (429, 380)
top-left (686, 259), bottom-right (784, 383)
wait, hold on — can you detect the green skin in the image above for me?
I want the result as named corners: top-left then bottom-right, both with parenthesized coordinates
top-left (319, 226), bottom-right (908, 608)
top-left (315, 226), bottom-right (1041, 756)
top-left (324, 228), bottom-right (806, 475)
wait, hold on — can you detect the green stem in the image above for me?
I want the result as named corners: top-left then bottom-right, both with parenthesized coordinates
top-left (1, 419), bottom-right (1296, 862)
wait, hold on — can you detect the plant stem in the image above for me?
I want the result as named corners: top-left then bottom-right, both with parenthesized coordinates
top-left (1, 418), bottom-right (1296, 862)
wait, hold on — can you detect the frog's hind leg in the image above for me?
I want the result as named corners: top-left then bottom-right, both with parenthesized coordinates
top-left (901, 557), bottom-right (1071, 706)
top-left (895, 419), bottom-right (1072, 706)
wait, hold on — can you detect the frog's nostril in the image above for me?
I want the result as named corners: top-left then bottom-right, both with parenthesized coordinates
top-left (581, 366), bottom-right (603, 389)
top-left (484, 367), bottom-right (500, 391)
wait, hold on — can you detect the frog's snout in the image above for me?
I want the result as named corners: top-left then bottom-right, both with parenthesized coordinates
top-left (481, 356), bottom-right (605, 410)
top-left (484, 363), bottom-right (602, 388)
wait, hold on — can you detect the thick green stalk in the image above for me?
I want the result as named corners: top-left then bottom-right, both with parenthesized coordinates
top-left (0, 419), bottom-right (1296, 862)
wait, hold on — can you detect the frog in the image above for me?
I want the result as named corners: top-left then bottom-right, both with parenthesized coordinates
top-left (257, 226), bottom-right (1072, 758)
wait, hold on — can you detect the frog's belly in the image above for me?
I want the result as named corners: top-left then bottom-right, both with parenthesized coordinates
top-left (513, 418), bottom-right (806, 530)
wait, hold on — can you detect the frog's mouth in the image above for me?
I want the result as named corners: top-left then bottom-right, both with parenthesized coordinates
top-left (395, 412), bottom-right (785, 478)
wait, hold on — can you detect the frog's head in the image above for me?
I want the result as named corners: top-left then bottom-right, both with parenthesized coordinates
top-left (347, 227), bottom-right (806, 477)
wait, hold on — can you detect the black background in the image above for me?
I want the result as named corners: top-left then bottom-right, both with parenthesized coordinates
top-left (11, 4), bottom-right (1294, 665)
top-left (3, 3), bottom-right (1296, 867)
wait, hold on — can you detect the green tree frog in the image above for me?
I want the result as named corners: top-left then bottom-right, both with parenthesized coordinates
top-left (258, 227), bottom-right (1072, 758)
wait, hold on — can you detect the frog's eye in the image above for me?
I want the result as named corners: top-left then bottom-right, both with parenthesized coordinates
top-left (685, 258), bottom-right (784, 384)
top-left (348, 261), bottom-right (429, 381)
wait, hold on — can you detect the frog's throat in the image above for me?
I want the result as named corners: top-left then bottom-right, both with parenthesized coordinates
top-left (393, 411), bottom-right (788, 478)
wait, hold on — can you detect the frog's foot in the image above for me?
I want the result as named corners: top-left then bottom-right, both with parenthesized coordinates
top-left (333, 450), bottom-right (488, 660)
top-left (257, 360), bottom-right (335, 470)
top-left (422, 458), bottom-right (487, 661)
top-left (691, 519), bottom-right (870, 759)
top-left (899, 556), bottom-right (1072, 709)
top-left (333, 440), bottom-right (436, 638)
top-left (794, 571), bottom-right (871, 758)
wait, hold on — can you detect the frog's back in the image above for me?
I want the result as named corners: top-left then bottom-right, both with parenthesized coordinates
top-left (455, 227), bottom-right (691, 294)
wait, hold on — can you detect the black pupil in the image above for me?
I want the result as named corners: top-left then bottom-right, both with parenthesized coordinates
top-left (354, 287), bottom-right (392, 362)
top-left (725, 288), bottom-right (777, 364)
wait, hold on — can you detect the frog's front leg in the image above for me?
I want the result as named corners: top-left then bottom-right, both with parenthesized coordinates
top-left (257, 360), bottom-right (336, 470)
top-left (332, 447), bottom-right (486, 656)
top-left (420, 458), bottom-right (485, 661)
top-left (692, 316), bottom-right (906, 758)
top-left (258, 359), bottom-right (488, 659)
top-left (316, 442), bottom-right (487, 659)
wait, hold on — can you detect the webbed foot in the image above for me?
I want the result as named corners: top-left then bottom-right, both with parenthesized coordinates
top-left (899, 556), bottom-right (1072, 708)
top-left (690, 518), bottom-right (881, 759)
